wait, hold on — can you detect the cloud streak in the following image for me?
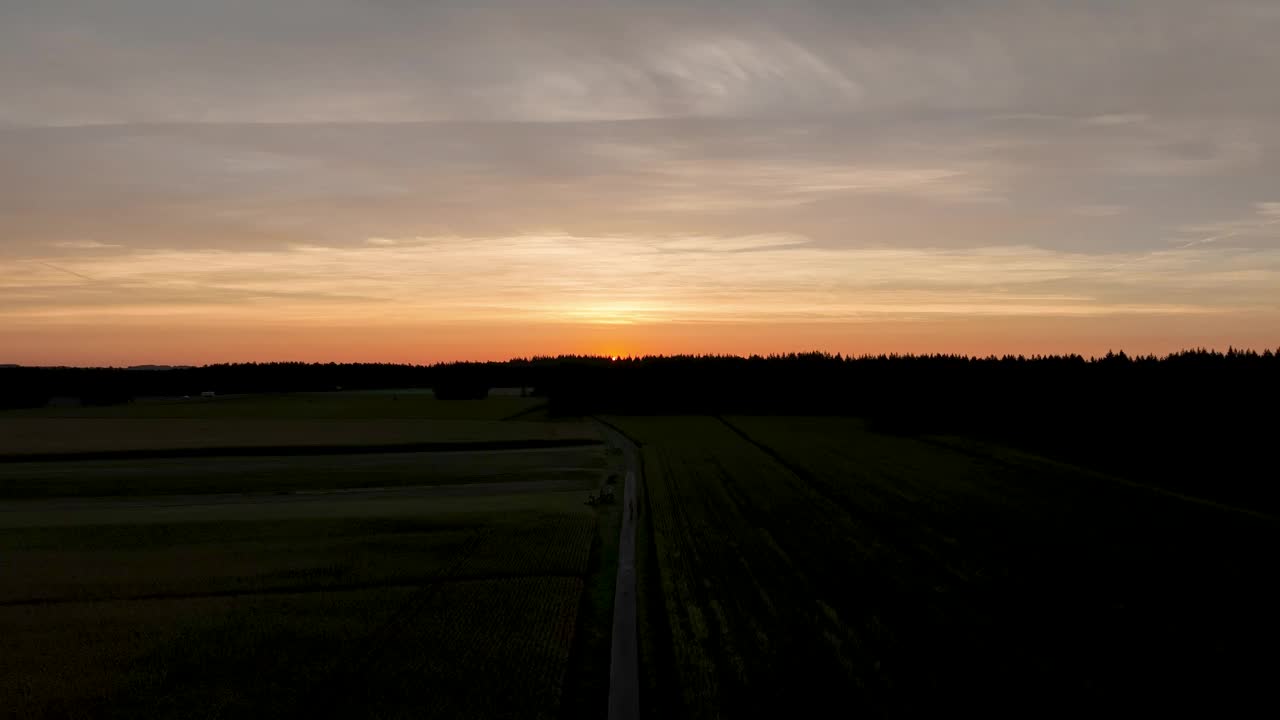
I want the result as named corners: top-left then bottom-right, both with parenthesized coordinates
top-left (4, 236), bottom-right (1276, 332)
top-left (1, 1), bottom-right (1278, 360)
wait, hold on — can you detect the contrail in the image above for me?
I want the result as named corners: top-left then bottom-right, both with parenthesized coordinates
top-left (1175, 230), bottom-right (1241, 250)
top-left (35, 261), bottom-right (95, 282)
top-left (1096, 217), bottom-right (1280, 274)
top-left (1175, 217), bottom-right (1280, 250)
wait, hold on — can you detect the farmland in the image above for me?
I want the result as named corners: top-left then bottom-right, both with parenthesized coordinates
top-left (0, 447), bottom-right (605, 499)
top-left (2, 390), bottom-right (546, 420)
top-left (0, 393), bottom-right (622, 719)
top-left (0, 417), bottom-right (596, 457)
top-left (610, 415), bottom-right (1279, 717)
top-left (7, 385), bottom-right (1275, 718)
top-left (0, 495), bottom-right (595, 718)
top-left (0, 392), bottom-right (589, 461)
top-left (0, 391), bottom-right (599, 498)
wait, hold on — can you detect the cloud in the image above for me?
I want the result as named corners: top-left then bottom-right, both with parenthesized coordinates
top-left (1072, 205), bottom-right (1128, 218)
top-left (0, 0), bottom-right (1278, 357)
top-left (4, 235), bottom-right (1276, 329)
top-left (50, 240), bottom-right (121, 249)
top-left (2, 2), bottom-right (1278, 126)
top-left (1084, 114), bottom-right (1151, 127)
top-left (651, 235), bottom-right (810, 252)
top-left (0, 119), bottom-right (1016, 257)
top-left (1173, 202), bottom-right (1280, 248)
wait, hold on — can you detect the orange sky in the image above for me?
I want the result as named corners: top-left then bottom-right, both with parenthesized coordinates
top-left (2, 2), bottom-right (1278, 365)
top-left (4, 314), bottom-right (1276, 367)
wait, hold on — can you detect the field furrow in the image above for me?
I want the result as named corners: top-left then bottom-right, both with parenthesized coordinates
top-left (613, 415), bottom-right (1280, 718)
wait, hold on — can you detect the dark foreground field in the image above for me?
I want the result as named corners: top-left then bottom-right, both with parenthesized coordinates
top-left (4, 389), bottom-right (1276, 718)
top-left (610, 415), bottom-right (1278, 718)
top-left (0, 393), bottom-right (623, 720)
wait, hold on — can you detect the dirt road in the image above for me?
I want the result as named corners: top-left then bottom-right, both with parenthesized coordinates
top-left (596, 421), bottom-right (640, 720)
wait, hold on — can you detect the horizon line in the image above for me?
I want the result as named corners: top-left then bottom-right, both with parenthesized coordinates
top-left (5, 345), bottom-right (1279, 370)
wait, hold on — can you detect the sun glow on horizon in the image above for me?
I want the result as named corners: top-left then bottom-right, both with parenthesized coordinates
top-left (3, 230), bottom-right (1280, 366)
top-left (3, 1), bottom-right (1280, 365)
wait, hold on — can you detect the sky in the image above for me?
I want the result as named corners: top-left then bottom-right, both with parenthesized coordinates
top-left (2, 0), bottom-right (1278, 365)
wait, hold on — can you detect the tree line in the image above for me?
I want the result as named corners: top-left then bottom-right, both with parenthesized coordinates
top-left (3, 348), bottom-right (1277, 509)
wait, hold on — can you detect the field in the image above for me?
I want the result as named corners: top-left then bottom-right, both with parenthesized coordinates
top-left (9, 392), bottom-right (1274, 717)
top-left (0, 393), bottom-right (588, 461)
top-left (0, 447), bottom-right (603, 499)
top-left (0, 418), bottom-right (596, 457)
top-left (2, 391), bottom-right (545, 420)
top-left (610, 415), bottom-right (1279, 717)
top-left (0, 393), bottom-right (622, 719)
top-left (0, 391), bottom-right (598, 498)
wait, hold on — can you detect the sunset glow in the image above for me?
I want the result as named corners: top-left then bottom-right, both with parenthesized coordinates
top-left (3, 1), bottom-right (1279, 364)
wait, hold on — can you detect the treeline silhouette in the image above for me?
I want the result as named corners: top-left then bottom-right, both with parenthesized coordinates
top-left (3, 349), bottom-right (1277, 510)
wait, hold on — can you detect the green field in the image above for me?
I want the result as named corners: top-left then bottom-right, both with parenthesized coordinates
top-left (9, 396), bottom-right (1273, 717)
top-left (0, 417), bottom-right (595, 457)
top-left (0, 488), bottom-right (618, 719)
top-left (0, 393), bottom-right (622, 719)
top-left (0, 391), bottom-right (597, 498)
top-left (0, 446), bottom-right (603, 499)
top-left (0, 498), bottom-right (592, 718)
top-left (2, 391), bottom-right (545, 420)
top-left (610, 415), bottom-right (1278, 717)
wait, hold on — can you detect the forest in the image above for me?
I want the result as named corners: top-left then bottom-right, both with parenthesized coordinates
top-left (4, 348), bottom-right (1277, 510)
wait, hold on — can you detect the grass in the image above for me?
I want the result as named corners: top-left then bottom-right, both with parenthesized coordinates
top-left (0, 506), bottom-right (594, 605)
top-left (609, 415), bottom-right (1279, 718)
top-left (0, 394), bottom-right (618, 718)
top-left (315, 576), bottom-right (584, 720)
top-left (560, 438), bottom-right (626, 719)
top-left (2, 579), bottom-right (586, 720)
top-left (0, 416), bottom-right (595, 458)
top-left (0, 391), bottom-right (594, 481)
top-left (0, 486), bottom-right (600, 719)
top-left (2, 391), bottom-right (546, 420)
top-left (0, 588), bottom-right (418, 719)
top-left (0, 445), bottom-right (606, 499)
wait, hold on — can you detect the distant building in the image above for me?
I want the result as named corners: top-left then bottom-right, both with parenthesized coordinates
top-left (201, 391), bottom-right (216, 398)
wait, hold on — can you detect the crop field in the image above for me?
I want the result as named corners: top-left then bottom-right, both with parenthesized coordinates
top-left (0, 488), bottom-right (603, 719)
top-left (0, 393), bottom-right (577, 458)
top-left (0, 394), bottom-right (623, 719)
top-left (2, 391), bottom-right (545, 420)
top-left (0, 446), bottom-right (606, 499)
top-left (0, 417), bottom-right (596, 457)
top-left (610, 415), bottom-right (1279, 717)
top-left (0, 390), bottom-right (599, 497)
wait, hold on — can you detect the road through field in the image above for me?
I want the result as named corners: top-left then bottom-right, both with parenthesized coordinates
top-left (595, 421), bottom-right (640, 720)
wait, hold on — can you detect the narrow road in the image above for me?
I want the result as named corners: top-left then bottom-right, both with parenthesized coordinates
top-left (596, 421), bottom-right (640, 720)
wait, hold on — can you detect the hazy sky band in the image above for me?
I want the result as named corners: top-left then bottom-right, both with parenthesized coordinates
top-left (2, 1), bottom-right (1278, 362)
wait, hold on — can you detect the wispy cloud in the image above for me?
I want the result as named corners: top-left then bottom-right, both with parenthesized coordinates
top-left (5, 235), bottom-right (1276, 329)
top-left (1174, 202), bottom-right (1280, 248)
top-left (1084, 114), bottom-right (1151, 127)
top-left (1072, 205), bottom-right (1128, 218)
top-left (50, 240), bottom-right (121, 249)
top-left (1, 1), bottom-right (1279, 360)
